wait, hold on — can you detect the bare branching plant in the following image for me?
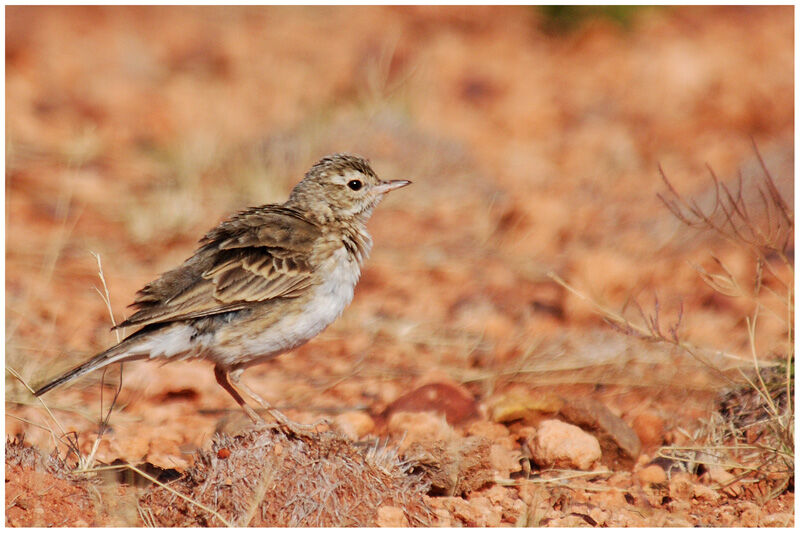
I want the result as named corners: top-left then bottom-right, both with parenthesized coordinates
top-left (657, 143), bottom-right (793, 269)
top-left (657, 146), bottom-right (793, 495)
top-left (551, 144), bottom-right (794, 500)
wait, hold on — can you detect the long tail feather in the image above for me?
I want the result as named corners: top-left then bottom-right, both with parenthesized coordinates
top-left (33, 335), bottom-right (148, 396)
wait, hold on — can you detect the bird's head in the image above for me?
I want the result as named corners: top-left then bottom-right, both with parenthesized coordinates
top-left (288, 153), bottom-right (410, 223)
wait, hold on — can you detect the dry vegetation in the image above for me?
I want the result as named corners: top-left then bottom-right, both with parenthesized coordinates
top-left (555, 146), bottom-right (794, 502)
top-left (5, 6), bottom-right (794, 527)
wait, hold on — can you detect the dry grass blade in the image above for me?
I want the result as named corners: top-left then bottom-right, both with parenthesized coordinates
top-left (83, 252), bottom-right (124, 470)
top-left (5, 413), bottom-right (62, 442)
top-left (743, 313), bottom-right (779, 418)
top-left (90, 251), bottom-right (122, 341)
top-left (5, 365), bottom-right (85, 464)
top-left (548, 271), bottom-right (751, 374)
top-left (239, 447), bottom-right (282, 527)
top-left (79, 463), bottom-right (233, 527)
top-left (137, 503), bottom-right (158, 528)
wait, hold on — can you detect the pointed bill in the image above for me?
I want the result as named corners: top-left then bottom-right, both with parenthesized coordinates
top-left (373, 180), bottom-right (411, 194)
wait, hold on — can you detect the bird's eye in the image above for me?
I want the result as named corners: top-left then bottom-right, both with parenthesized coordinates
top-left (347, 179), bottom-right (363, 191)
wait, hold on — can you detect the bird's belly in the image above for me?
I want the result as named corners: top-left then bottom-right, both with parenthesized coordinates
top-left (222, 247), bottom-right (361, 366)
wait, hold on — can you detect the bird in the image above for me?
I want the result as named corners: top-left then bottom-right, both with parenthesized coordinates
top-left (34, 153), bottom-right (410, 433)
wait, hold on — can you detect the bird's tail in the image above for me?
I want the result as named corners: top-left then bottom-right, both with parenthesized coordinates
top-left (33, 335), bottom-right (148, 397)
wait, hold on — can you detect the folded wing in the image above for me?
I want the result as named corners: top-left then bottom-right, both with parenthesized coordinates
top-left (115, 206), bottom-right (321, 329)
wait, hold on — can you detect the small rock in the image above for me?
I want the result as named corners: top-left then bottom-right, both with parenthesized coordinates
top-left (704, 465), bottom-right (742, 497)
top-left (692, 483), bottom-right (720, 502)
top-left (434, 496), bottom-right (481, 526)
top-left (480, 485), bottom-right (527, 523)
top-left (375, 505), bottom-right (409, 527)
top-left (636, 464), bottom-right (667, 485)
top-left (632, 411), bottom-right (665, 448)
top-left (467, 496), bottom-right (503, 527)
top-left (467, 420), bottom-right (517, 449)
top-left (721, 482), bottom-right (743, 498)
top-left (634, 453), bottom-right (651, 468)
top-left (423, 499), bottom-right (453, 528)
top-left (466, 420), bottom-right (510, 440)
top-left (560, 398), bottom-right (641, 469)
top-left (530, 420), bottom-right (601, 470)
top-left (705, 464), bottom-right (736, 486)
top-left (761, 513), bottom-right (793, 527)
top-left (515, 425), bottom-right (536, 443)
top-left (667, 499), bottom-right (691, 514)
top-left (588, 506), bottom-right (610, 526)
top-left (507, 497), bottom-right (527, 524)
top-left (487, 389), bottom-right (563, 425)
top-left (483, 484), bottom-right (509, 506)
top-left (403, 436), bottom-right (493, 496)
top-left (382, 383), bottom-right (479, 426)
top-left (549, 513), bottom-right (593, 527)
top-left (490, 444), bottom-right (523, 478)
top-left (333, 411), bottom-right (375, 440)
top-left (738, 502), bottom-right (760, 527)
top-left (387, 411), bottom-right (455, 452)
top-left (668, 472), bottom-right (694, 501)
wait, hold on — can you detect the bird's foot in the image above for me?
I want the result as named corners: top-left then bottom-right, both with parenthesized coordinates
top-left (271, 413), bottom-right (330, 438)
top-left (242, 404), bottom-right (328, 437)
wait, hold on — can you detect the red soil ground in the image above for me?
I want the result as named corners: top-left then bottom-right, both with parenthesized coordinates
top-left (6, 5), bottom-right (794, 526)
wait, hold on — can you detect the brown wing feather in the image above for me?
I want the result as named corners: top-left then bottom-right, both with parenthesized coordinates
top-left (114, 205), bottom-right (320, 329)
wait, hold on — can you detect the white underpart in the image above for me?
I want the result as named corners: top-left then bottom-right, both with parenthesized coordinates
top-left (115, 246), bottom-right (363, 366)
top-left (123, 324), bottom-right (207, 360)
top-left (233, 245), bottom-right (362, 364)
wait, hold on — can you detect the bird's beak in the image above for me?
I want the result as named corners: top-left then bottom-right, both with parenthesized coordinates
top-left (373, 180), bottom-right (411, 194)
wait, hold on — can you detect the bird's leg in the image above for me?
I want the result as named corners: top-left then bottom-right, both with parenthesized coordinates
top-left (213, 365), bottom-right (263, 425)
top-left (229, 368), bottom-right (329, 436)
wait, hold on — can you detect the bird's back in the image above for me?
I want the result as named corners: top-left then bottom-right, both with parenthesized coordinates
top-left (116, 205), bottom-right (323, 331)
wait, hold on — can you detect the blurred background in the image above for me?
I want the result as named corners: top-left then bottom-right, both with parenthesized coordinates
top-left (5, 6), bottom-right (794, 523)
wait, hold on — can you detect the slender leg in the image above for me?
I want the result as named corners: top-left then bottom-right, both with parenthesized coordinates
top-left (214, 364), bottom-right (263, 424)
top-left (229, 368), bottom-right (329, 435)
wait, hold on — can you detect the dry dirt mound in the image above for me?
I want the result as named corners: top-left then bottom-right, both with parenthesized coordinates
top-left (5, 438), bottom-right (106, 527)
top-left (139, 427), bottom-right (433, 527)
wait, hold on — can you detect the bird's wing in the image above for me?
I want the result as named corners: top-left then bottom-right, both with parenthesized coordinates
top-left (115, 206), bottom-right (321, 329)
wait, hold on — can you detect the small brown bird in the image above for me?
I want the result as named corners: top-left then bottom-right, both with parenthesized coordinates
top-left (34, 153), bottom-right (410, 432)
